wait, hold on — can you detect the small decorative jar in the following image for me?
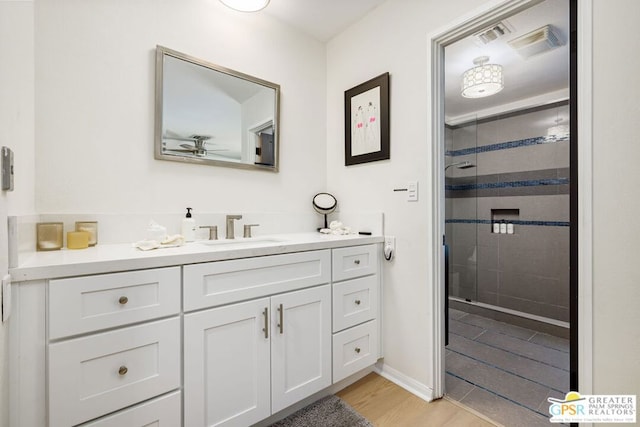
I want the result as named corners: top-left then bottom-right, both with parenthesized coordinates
top-left (75, 221), bottom-right (98, 246)
top-left (36, 222), bottom-right (63, 251)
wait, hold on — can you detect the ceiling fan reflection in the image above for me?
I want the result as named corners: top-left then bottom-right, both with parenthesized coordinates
top-left (163, 134), bottom-right (227, 157)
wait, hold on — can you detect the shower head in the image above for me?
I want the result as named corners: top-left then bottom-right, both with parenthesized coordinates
top-left (445, 161), bottom-right (475, 171)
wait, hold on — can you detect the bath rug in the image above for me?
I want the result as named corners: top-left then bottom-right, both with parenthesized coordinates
top-left (268, 395), bottom-right (373, 427)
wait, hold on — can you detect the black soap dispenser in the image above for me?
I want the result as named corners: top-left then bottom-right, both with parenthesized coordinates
top-left (181, 207), bottom-right (196, 242)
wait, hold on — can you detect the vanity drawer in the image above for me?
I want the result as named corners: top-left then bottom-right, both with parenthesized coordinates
top-left (332, 244), bottom-right (378, 282)
top-left (333, 319), bottom-right (379, 383)
top-left (79, 391), bottom-right (181, 427)
top-left (183, 249), bottom-right (331, 311)
top-left (333, 275), bottom-right (378, 332)
top-left (49, 317), bottom-right (181, 427)
top-left (49, 267), bottom-right (181, 339)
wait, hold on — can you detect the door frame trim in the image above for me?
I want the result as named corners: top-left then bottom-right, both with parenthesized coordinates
top-left (428, 0), bottom-right (593, 400)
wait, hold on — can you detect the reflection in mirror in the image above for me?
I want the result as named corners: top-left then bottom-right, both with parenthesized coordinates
top-left (155, 46), bottom-right (280, 171)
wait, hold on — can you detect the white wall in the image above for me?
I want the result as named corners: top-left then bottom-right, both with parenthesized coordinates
top-left (326, 0), bottom-right (484, 390)
top-left (34, 0), bottom-right (327, 214)
top-left (0, 1), bottom-right (36, 426)
top-left (592, 0), bottom-right (640, 402)
top-left (328, 0), bottom-right (640, 401)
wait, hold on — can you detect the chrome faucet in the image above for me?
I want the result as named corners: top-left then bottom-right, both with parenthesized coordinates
top-left (225, 215), bottom-right (242, 239)
top-left (243, 224), bottom-right (260, 238)
top-left (199, 225), bottom-right (218, 240)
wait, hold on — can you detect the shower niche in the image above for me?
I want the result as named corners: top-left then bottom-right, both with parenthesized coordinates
top-left (491, 208), bottom-right (519, 234)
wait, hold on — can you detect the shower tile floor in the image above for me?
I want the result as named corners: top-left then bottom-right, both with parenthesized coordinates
top-left (445, 308), bottom-right (570, 426)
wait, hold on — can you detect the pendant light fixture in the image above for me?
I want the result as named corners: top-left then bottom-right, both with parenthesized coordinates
top-left (219, 0), bottom-right (270, 12)
top-left (461, 56), bottom-right (504, 98)
top-left (545, 118), bottom-right (570, 142)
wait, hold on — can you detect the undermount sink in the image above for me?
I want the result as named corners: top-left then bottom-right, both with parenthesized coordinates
top-left (198, 237), bottom-right (288, 247)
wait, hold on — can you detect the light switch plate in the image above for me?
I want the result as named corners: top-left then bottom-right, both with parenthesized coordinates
top-left (407, 181), bottom-right (418, 201)
top-left (2, 146), bottom-right (14, 191)
top-left (2, 274), bottom-right (11, 322)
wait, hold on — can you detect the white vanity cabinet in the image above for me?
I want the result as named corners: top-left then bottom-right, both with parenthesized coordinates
top-left (183, 251), bottom-right (332, 427)
top-left (10, 237), bottom-right (383, 427)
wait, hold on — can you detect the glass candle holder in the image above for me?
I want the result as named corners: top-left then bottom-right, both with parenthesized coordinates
top-left (36, 222), bottom-right (63, 251)
top-left (75, 221), bottom-right (98, 246)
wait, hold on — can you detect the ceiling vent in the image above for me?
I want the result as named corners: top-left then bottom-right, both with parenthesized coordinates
top-left (473, 21), bottom-right (513, 45)
top-left (508, 25), bottom-right (563, 58)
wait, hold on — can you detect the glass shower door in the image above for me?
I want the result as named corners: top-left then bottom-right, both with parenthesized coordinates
top-left (445, 119), bottom-right (479, 304)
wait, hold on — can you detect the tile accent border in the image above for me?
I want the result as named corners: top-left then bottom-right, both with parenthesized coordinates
top-left (445, 168), bottom-right (570, 198)
top-left (446, 135), bottom-right (569, 158)
top-left (446, 219), bottom-right (570, 227)
top-left (446, 178), bottom-right (569, 191)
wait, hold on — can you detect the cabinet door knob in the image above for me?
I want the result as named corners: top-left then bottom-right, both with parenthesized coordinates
top-left (355, 299), bottom-right (361, 305)
top-left (354, 347), bottom-right (361, 354)
top-left (118, 366), bottom-right (128, 376)
top-left (354, 259), bottom-right (361, 265)
top-left (118, 296), bottom-right (128, 305)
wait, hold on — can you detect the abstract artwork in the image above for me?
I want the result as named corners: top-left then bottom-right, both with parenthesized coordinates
top-left (344, 72), bottom-right (390, 166)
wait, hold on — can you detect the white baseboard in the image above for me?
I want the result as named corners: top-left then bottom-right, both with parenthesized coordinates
top-left (374, 362), bottom-right (434, 402)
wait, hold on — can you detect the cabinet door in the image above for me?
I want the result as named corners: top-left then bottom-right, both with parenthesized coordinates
top-left (271, 285), bottom-right (331, 413)
top-left (184, 298), bottom-right (271, 427)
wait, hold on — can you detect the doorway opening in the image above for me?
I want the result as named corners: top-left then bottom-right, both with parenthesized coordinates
top-left (433, 0), bottom-right (577, 424)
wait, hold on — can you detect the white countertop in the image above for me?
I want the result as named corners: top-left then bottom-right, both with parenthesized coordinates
top-left (10, 233), bottom-right (384, 281)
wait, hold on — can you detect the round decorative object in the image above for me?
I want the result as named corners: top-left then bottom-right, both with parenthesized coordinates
top-left (312, 193), bottom-right (337, 230)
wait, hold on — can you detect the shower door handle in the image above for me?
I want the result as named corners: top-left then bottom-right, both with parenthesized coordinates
top-left (444, 242), bottom-right (450, 347)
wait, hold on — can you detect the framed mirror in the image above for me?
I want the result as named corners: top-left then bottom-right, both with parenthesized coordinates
top-left (154, 45), bottom-right (280, 171)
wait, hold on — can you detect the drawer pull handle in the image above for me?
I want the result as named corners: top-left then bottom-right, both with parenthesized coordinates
top-left (118, 296), bottom-right (129, 305)
top-left (355, 347), bottom-right (361, 354)
top-left (355, 299), bottom-right (361, 305)
top-left (277, 304), bottom-right (284, 334)
top-left (118, 366), bottom-right (128, 376)
top-left (263, 307), bottom-right (269, 339)
top-left (354, 259), bottom-right (361, 265)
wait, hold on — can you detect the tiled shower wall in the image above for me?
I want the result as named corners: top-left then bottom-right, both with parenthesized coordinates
top-left (445, 102), bottom-right (570, 322)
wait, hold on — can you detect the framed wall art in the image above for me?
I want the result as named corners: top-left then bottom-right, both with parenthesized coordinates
top-left (344, 72), bottom-right (390, 166)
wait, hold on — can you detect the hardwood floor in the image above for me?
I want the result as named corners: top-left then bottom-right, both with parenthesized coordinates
top-left (337, 373), bottom-right (498, 426)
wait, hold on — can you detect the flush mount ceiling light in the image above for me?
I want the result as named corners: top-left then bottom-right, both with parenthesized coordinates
top-left (219, 0), bottom-right (270, 12)
top-left (461, 56), bottom-right (504, 98)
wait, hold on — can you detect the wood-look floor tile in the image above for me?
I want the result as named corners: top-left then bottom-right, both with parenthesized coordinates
top-left (338, 373), bottom-right (496, 427)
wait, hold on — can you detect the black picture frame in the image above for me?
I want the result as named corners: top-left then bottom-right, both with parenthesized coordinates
top-left (344, 72), bottom-right (390, 166)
